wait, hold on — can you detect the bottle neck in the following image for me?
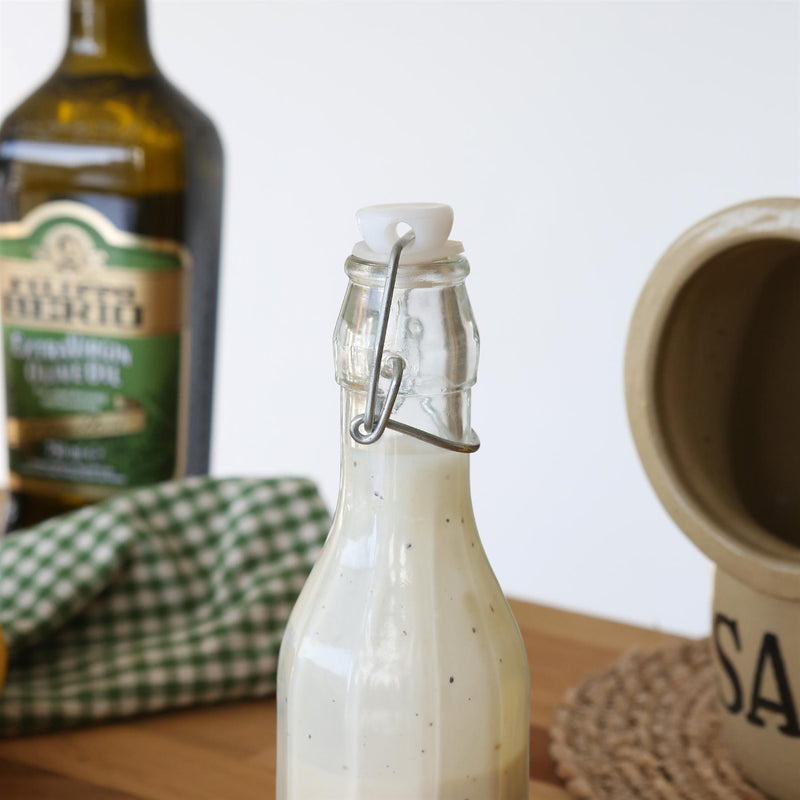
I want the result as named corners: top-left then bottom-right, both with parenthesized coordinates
top-left (60, 0), bottom-right (157, 76)
top-left (332, 254), bottom-right (480, 527)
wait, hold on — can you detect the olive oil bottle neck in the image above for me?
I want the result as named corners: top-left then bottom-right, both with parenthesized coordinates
top-left (61, 0), bottom-right (157, 77)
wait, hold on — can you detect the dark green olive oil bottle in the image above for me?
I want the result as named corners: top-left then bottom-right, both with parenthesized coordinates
top-left (0, 0), bottom-right (223, 528)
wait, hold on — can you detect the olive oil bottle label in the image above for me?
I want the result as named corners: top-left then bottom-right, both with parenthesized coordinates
top-left (0, 201), bottom-right (189, 499)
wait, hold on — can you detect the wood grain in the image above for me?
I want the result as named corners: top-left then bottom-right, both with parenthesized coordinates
top-left (0, 600), bottom-right (686, 799)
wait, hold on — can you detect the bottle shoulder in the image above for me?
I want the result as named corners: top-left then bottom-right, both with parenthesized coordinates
top-left (0, 69), bottom-right (222, 199)
top-left (0, 69), bottom-right (221, 157)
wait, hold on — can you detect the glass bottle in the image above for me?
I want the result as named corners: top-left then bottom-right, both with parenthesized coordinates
top-left (276, 203), bottom-right (530, 799)
top-left (0, 0), bottom-right (223, 528)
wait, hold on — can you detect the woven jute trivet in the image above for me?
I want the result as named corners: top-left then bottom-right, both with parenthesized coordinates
top-left (549, 638), bottom-right (767, 799)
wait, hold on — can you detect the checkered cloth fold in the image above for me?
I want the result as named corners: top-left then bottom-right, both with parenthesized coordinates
top-left (0, 476), bottom-right (329, 736)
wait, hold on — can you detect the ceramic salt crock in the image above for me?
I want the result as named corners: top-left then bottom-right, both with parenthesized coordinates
top-left (626, 198), bottom-right (800, 800)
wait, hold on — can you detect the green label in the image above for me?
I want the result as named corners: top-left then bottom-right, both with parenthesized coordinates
top-left (0, 202), bottom-right (188, 499)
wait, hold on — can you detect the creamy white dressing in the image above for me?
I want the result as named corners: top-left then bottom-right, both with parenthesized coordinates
top-left (276, 432), bottom-right (530, 799)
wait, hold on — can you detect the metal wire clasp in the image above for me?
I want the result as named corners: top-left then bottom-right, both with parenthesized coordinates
top-left (349, 231), bottom-right (480, 454)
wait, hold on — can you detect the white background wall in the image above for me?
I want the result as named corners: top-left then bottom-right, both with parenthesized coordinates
top-left (1, 0), bottom-right (799, 636)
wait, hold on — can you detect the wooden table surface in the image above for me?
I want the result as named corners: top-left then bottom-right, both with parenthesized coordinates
top-left (0, 599), bottom-right (682, 799)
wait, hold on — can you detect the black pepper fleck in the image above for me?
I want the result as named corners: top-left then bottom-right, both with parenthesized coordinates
top-left (472, 627), bottom-right (476, 633)
top-left (449, 676), bottom-right (454, 684)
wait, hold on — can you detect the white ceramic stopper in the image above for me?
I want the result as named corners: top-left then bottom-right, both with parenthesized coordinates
top-left (353, 203), bottom-right (464, 264)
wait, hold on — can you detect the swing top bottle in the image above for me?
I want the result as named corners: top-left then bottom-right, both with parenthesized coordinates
top-left (276, 203), bottom-right (531, 800)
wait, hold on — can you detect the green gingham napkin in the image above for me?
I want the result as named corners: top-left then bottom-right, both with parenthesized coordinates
top-left (0, 476), bottom-right (329, 736)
